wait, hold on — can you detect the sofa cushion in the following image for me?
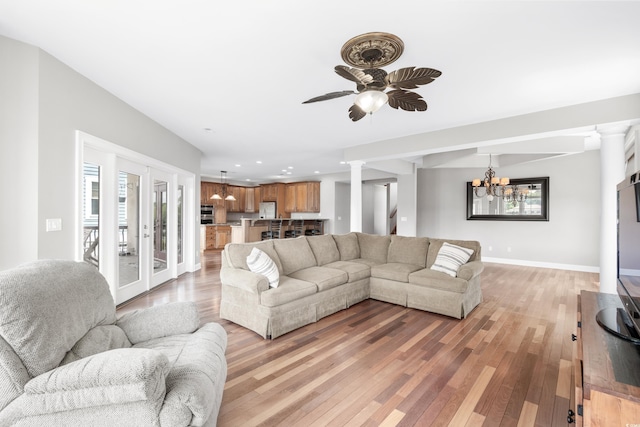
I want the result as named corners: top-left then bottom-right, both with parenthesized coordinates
top-left (430, 242), bottom-right (474, 277)
top-left (306, 234), bottom-right (340, 266)
top-left (247, 247), bottom-right (280, 288)
top-left (225, 240), bottom-right (283, 273)
top-left (0, 260), bottom-right (117, 378)
top-left (288, 267), bottom-right (348, 292)
top-left (333, 233), bottom-right (360, 261)
top-left (371, 263), bottom-right (424, 283)
top-left (357, 233), bottom-right (391, 263)
top-left (60, 325), bottom-right (131, 366)
top-left (388, 236), bottom-right (429, 267)
top-left (260, 277), bottom-right (317, 307)
top-left (324, 261), bottom-right (371, 283)
top-left (273, 237), bottom-right (317, 275)
top-left (409, 268), bottom-right (470, 293)
top-left (351, 258), bottom-right (383, 267)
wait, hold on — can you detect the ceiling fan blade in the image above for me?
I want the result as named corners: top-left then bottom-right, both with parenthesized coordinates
top-left (335, 65), bottom-right (374, 86)
top-left (387, 89), bottom-right (428, 111)
top-left (302, 90), bottom-right (356, 104)
top-left (386, 67), bottom-right (442, 89)
top-left (349, 104), bottom-right (367, 122)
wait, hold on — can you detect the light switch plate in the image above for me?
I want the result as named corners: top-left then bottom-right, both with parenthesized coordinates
top-left (46, 218), bottom-right (62, 232)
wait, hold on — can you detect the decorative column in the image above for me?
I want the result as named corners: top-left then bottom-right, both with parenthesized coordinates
top-left (598, 125), bottom-right (627, 293)
top-left (349, 160), bottom-right (365, 232)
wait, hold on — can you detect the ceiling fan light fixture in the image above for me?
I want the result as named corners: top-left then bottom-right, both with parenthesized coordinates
top-left (355, 90), bottom-right (388, 114)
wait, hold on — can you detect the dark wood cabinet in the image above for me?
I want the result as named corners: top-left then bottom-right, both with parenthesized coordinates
top-left (573, 291), bottom-right (640, 426)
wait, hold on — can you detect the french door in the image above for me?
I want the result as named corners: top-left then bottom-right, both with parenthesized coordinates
top-left (79, 135), bottom-right (193, 304)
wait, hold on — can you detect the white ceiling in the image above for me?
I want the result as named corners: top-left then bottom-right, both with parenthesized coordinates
top-left (1, 1), bottom-right (639, 184)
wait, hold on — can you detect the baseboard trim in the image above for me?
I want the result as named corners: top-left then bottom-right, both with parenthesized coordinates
top-left (482, 256), bottom-right (599, 273)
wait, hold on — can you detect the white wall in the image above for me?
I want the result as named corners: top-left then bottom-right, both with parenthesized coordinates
top-left (0, 37), bottom-right (39, 269)
top-left (334, 182), bottom-right (351, 235)
top-left (0, 35), bottom-right (202, 270)
top-left (417, 150), bottom-right (601, 270)
top-left (373, 184), bottom-right (388, 235)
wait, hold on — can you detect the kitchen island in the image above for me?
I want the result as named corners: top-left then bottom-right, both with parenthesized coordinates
top-left (200, 224), bottom-right (234, 250)
top-left (230, 218), bottom-right (329, 243)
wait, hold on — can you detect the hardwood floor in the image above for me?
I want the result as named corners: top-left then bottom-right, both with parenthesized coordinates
top-left (117, 250), bottom-right (600, 426)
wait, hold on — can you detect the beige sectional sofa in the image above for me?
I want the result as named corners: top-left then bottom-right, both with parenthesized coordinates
top-left (220, 232), bottom-right (484, 339)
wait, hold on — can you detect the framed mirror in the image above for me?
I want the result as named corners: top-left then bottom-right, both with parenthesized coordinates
top-left (466, 177), bottom-right (549, 221)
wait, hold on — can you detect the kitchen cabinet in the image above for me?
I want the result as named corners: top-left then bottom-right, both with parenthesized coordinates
top-left (225, 186), bottom-right (245, 212)
top-left (200, 182), bottom-right (214, 205)
top-left (215, 226), bottom-right (231, 249)
top-left (245, 187), bottom-right (256, 212)
top-left (200, 225), bottom-right (231, 250)
top-left (572, 291), bottom-right (640, 426)
top-left (260, 184), bottom-right (279, 202)
top-left (285, 182), bottom-right (320, 213)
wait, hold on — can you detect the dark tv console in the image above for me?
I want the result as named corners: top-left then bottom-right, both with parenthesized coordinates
top-left (573, 291), bottom-right (640, 425)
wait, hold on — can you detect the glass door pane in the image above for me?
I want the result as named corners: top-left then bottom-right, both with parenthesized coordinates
top-left (82, 162), bottom-right (100, 269)
top-left (118, 171), bottom-right (141, 287)
top-left (153, 180), bottom-right (168, 273)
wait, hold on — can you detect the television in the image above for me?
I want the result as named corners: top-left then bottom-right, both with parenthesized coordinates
top-left (596, 170), bottom-right (640, 343)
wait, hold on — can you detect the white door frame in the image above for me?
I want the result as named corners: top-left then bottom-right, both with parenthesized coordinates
top-left (76, 131), bottom-right (196, 302)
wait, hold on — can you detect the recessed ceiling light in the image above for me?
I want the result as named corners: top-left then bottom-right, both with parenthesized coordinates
top-left (256, 160), bottom-right (262, 164)
top-left (245, 178), bottom-right (251, 181)
top-left (235, 164), bottom-right (241, 167)
top-left (288, 166), bottom-right (294, 169)
top-left (282, 169), bottom-right (287, 172)
top-left (340, 161), bottom-right (346, 164)
top-left (314, 171), bottom-right (320, 174)
top-left (286, 172), bottom-right (292, 175)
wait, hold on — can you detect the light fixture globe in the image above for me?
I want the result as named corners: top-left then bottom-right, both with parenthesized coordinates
top-left (354, 90), bottom-right (389, 114)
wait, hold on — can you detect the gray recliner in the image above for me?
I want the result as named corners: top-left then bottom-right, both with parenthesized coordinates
top-left (0, 260), bottom-right (227, 426)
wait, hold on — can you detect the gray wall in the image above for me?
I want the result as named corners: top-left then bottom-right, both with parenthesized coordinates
top-left (0, 35), bottom-right (202, 270)
top-left (417, 150), bottom-right (601, 270)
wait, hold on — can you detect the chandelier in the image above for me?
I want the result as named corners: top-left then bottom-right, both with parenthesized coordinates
top-left (210, 171), bottom-right (236, 201)
top-left (471, 155), bottom-right (532, 206)
top-left (471, 155), bottom-right (509, 202)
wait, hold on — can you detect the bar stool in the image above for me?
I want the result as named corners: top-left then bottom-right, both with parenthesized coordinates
top-left (304, 220), bottom-right (323, 236)
top-left (285, 219), bottom-right (304, 238)
top-left (269, 219), bottom-right (282, 239)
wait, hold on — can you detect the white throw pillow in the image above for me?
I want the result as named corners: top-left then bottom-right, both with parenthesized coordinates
top-left (247, 247), bottom-right (280, 288)
top-left (431, 242), bottom-right (474, 277)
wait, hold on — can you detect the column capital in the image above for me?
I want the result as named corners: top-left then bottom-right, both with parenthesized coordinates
top-left (596, 122), bottom-right (631, 137)
top-left (347, 160), bottom-right (365, 168)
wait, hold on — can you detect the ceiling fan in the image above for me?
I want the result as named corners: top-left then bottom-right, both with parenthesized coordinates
top-left (303, 32), bottom-right (442, 122)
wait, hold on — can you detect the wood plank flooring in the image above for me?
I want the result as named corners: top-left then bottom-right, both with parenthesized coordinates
top-left (117, 250), bottom-right (600, 426)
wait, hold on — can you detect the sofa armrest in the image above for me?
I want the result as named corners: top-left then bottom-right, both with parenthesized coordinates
top-left (220, 267), bottom-right (269, 294)
top-left (116, 301), bottom-right (200, 344)
top-left (2, 348), bottom-right (169, 421)
top-left (457, 260), bottom-right (485, 281)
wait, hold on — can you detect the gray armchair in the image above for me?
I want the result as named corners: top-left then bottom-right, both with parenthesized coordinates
top-left (0, 260), bottom-right (227, 426)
